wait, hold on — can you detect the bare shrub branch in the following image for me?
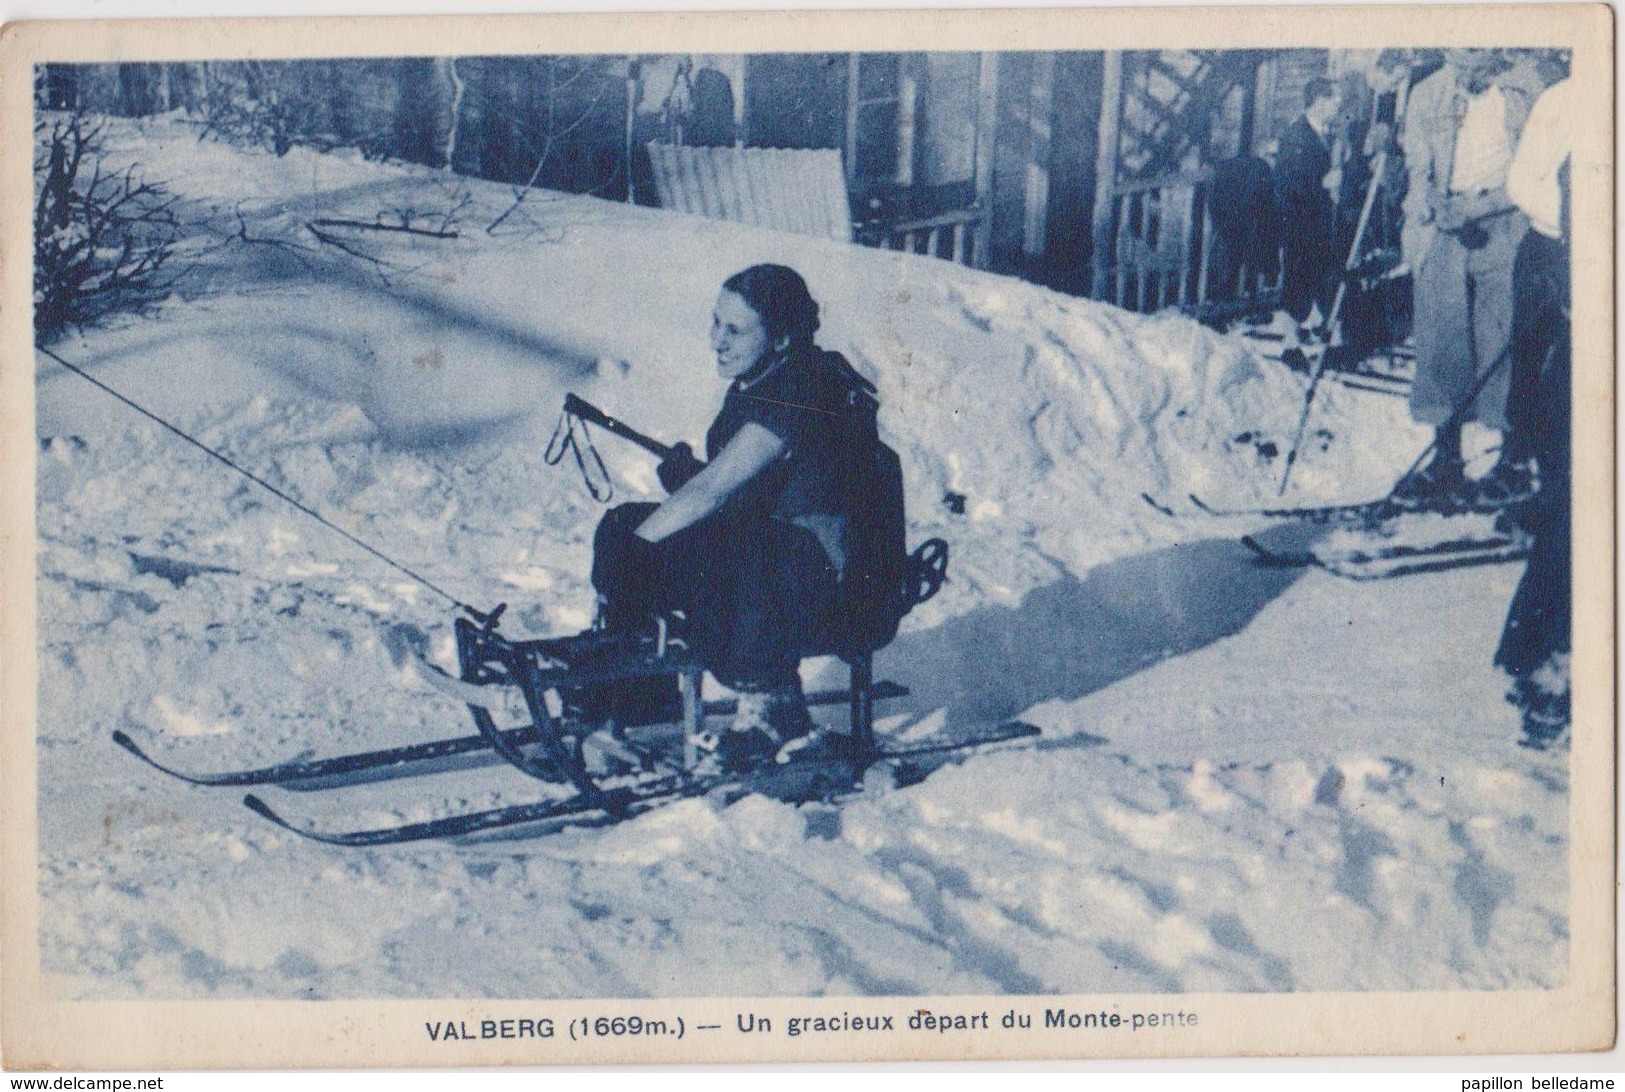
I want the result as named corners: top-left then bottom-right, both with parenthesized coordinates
top-left (34, 112), bottom-right (184, 345)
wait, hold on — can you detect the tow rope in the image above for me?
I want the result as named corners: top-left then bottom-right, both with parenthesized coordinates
top-left (37, 344), bottom-right (496, 625)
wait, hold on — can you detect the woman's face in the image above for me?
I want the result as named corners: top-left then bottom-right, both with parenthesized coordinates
top-left (710, 289), bottom-right (783, 380)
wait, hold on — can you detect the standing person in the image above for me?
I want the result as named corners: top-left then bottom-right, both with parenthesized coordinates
top-left (1273, 77), bottom-right (1343, 353)
top-left (589, 264), bottom-right (878, 771)
top-left (1208, 152), bottom-right (1278, 310)
top-left (1392, 49), bottom-right (1539, 505)
top-left (686, 67), bottom-right (739, 148)
top-left (1333, 56), bottom-right (1414, 357)
top-left (1492, 61), bottom-right (1571, 504)
top-left (1495, 70), bottom-right (1573, 749)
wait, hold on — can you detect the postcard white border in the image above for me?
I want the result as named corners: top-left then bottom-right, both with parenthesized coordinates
top-left (1, 4), bottom-right (1614, 1069)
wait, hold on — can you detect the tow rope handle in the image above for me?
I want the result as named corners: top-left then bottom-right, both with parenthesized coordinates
top-left (563, 394), bottom-right (675, 460)
top-left (547, 393), bottom-right (683, 504)
top-left (463, 602), bottom-right (507, 631)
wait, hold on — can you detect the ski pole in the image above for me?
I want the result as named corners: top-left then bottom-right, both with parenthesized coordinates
top-left (1276, 357), bottom-right (1329, 496)
top-left (1383, 333), bottom-right (1522, 494)
top-left (1278, 150), bottom-right (1388, 496)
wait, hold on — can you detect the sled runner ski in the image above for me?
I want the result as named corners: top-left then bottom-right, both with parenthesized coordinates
top-left (243, 719), bottom-right (1041, 846)
top-left (111, 678), bottom-right (909, 792)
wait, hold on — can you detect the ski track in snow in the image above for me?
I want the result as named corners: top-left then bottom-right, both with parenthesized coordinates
top-left (33, 116), bottom-right (1565, 1000)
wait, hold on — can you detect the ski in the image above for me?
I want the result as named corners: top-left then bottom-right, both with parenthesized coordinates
top-left (1311, 533), bottom-right (1531, 580)
top-left (1140, 491), bottom-right (1396, 523)
top-left (243, 720), bottom-right (1042, 846)
top-left (112, 681), bottom-right (911, 791)
top-left (1188, 492), bottom-right (1400, 523)
top-left (243, 784), bottom-right (668, 847)
top-left (1332, 368), bottom-right (1410, 396)
top-left (113, 726), bottom-right (541, 790)
top-left (1334, 376), bottom-right (1409, 397)
top-left (1240, 529), bottom-right (1531, 580)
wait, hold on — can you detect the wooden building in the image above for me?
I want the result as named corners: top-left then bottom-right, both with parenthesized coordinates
top-left (637, 48), bottom-right (1337, 320)
top-left (45, 49), bottom-right (1345, 320)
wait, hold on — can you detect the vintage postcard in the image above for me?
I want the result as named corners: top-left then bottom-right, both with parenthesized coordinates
top-left (0, 4), bottom-right (1613, 1070)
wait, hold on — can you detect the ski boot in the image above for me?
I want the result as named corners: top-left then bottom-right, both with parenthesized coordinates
top-left (1470, 457), bottom-right (1539, 511)
top-left (1509, 653), bottom-right (1570, 752)
top-left (692, 680), bottom-right (816, 777)
top-left (774, 728), bottom-right (867, 767)
top-left (1390, 451), bottom-right (1467, 512)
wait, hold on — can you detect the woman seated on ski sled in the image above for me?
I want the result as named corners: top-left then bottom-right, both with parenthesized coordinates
top-left (589, 264), bottom-right (879, 772)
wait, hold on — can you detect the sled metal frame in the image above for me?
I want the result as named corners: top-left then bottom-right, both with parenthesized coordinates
top-left (118, 545), bottom-right (963, 844)
top-left (453, 613), bottom-right (891, 793)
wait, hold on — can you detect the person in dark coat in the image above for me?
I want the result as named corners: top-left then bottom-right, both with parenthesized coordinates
top-left (1274, 77), bottom-right (1344, 341)
top-left (686, 67), bottom-right (738, 148)
top-left (1494, 73), bottom-right (1572, 749)
top-left (1208, 154), bottom-right (1278, 306)
top-left (590, 264), bottom-right (876, 769)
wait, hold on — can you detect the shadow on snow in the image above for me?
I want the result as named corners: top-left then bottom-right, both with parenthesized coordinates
top-left (878, 535), bottom-right (1304, 732)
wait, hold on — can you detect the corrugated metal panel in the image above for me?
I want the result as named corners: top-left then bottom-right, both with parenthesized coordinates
top-left (647, 143), bottom-right (853, 243)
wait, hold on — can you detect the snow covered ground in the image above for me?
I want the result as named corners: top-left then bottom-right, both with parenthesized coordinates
top-left (32, 115), bottom-right (1565, 1000)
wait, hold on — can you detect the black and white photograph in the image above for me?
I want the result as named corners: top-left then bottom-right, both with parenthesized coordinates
top-left (1, 5), bottom-right (1613, 1069)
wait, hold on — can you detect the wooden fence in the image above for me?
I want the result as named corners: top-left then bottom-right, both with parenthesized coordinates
top-left (649, 140), bottom-right (988, 270)
top-left (1091, 168), bottom-right (1282, 319)
top-left (646, 143), bottom-right (854, 243)
top-left (862, 207), bottom-right (988, 268)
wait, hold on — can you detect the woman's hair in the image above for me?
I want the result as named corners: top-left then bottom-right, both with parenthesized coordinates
top-left (722, 264), bottom-right (820, 349)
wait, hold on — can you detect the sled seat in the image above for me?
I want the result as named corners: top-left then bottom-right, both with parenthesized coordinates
top-left (452, 613), bottom-right (906, 778)
top-left (669, 647), bottom-right (889, 765)
top-left (453, 531), bottom-right (948, 782)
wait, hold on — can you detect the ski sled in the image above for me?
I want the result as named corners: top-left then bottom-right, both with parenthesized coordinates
top-left (114, 393), bottom-right (1038, 844)
top-left (1239, 509), bottom-right (1531, 580)
top-left (120, 542), bottom-right (993, 845)
top-left (119, 541), bottom-right (1027, 846)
